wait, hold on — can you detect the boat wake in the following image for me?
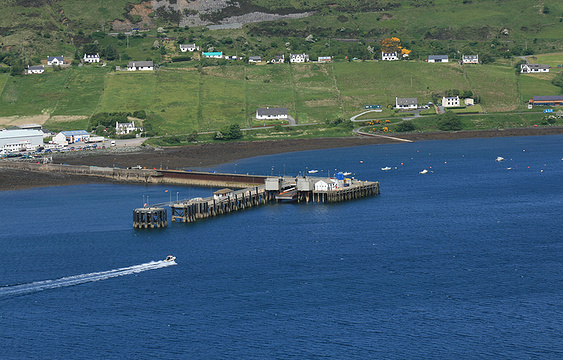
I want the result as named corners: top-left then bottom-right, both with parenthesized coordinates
top-left (0, 260), bottom-right (176, 298)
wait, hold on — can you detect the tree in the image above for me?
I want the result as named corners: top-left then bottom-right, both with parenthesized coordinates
top-left (437, 111), bottom-right (463, 131)
top-left (105, 45), bottom-right (118, 61)
top-left (460, 90), bottom-right (473, 98)
top-left (222, 124), bottom-right (243, 140)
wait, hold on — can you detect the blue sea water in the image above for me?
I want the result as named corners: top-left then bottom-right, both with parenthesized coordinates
top-left (1, 135), bottom-right (562, 359)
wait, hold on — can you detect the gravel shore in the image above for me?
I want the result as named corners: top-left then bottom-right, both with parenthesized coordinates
top-left (2, 127), bottom-right (562, 191)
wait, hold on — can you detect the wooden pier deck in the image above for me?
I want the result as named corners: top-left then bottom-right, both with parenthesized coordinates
top-left (134, 175), bottom-right (380, 228)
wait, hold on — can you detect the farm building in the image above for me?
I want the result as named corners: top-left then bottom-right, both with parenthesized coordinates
top-left (248, 56), bottom-right (262, 63)
top-left (318, 56), bottom-right (332, 62)
top-left (528, 95), bottom-right (563, 107)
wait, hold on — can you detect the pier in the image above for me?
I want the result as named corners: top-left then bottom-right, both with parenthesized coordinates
top-left (135, 175), bottom-right (380, 228)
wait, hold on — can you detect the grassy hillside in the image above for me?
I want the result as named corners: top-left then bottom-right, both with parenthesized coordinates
top-left (4, 56), bottom-right (562, 134)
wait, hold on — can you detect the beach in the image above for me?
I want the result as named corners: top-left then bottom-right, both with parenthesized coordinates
top-left (1, 127), bottom-right (562, 191)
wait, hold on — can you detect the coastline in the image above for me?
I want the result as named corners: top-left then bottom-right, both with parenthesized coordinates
top-left (1, 127), bottom-right (562, 191)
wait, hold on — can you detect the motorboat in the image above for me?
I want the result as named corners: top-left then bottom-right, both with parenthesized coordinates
top-left (381, 167), bottom-right (391, 171)
top-left (419, 169), bottom-right (428, 174)
top-left (165, 255), bottom-right (176, 262)
top-left (307, 169), bottom-right (319, 174)
top-left (495, 156), bottom-right (504, 162)
top-left (342, 172), bottom-right (352, 176)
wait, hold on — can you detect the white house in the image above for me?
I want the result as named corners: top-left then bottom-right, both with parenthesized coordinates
top-left (442, 96), bottom-right (461, 107)
top-left (395, 97), bottom-right (418, 110)
top-left (256, 107), bottom-right (288, 120)
top-left (318, 56), bottom-right (332, 62)
top-left (179, 44), bottom-right (199, 52)
top-left (47, 56), bottom-right (64, 66)
top-left (27, 65), bottom-right (44, 74)
top-left (520, 64), bottom-right (550, 73)
top-left (269, 55), bottom-right (285, 64)
top-left (83, 54), bottom-right (100, 63)
top-left (127, 61), bottom-right (154, 71)
top-left (314, 179), bottom-right (339, 191)
top-left (248, 56), bottom-right (262, 63)
top-left (381, 52), bottom-right (399, 61)
top-left (0, 129), bottom-right (44, 152)
top-left (290, 53), bottom-right (309, 63)
top-left (428, 55), bottom-right (449, 63)
top-left (53, 130), bottom-right (90, 145)
top-left (116, 121), bottom-right (140, 135)
top-left (462, 55), bottom-right (479, 64)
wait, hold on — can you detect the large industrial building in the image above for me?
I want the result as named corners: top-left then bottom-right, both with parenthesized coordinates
top-left (0, 129), bottom-right (44, 152)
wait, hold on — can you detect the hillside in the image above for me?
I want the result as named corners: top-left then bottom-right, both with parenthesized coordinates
top-left (0, 0), bottom-right (562, 64)
top-left (1, 53), bottom-right (561, 135)
top-left (0, 0), bottom-right (562, 138)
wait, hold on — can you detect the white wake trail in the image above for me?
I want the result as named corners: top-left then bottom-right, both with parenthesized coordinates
top-left (0, 260), bottom-right (176, 298)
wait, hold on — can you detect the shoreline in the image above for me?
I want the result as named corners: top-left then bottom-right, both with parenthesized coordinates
top-left (1, 127), bottom-right (563, 191)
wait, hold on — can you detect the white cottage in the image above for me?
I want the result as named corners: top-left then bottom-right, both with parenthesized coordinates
top-left (179, 44), bottom-right (199, 52)
top-left (442, 96), bottom-right (460, 108)
top-left (127, 61), bottom-right (154, 71)
top-left (47, 56), bottom-right (64, 66)
top-left (83, 54), bottom-right (100, 63)
top-left (27, 65), bottom-right (44, 74)
top-left (116, 121), bottom-right (140, 135)
top-left (395, 97), bottom-right (418, 110)
top-left (256, 107), bottom-right (288, 120)
top-left (462, 55), bottom-right (479, 64)
top-left (290, 53), bottom-right (309, 63)
top-left (520, 64), bottom-right (550, 73)
top-left (381, 52), bottom-right (399, 61)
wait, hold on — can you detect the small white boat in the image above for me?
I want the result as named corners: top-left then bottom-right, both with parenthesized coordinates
top-left (381, 167), bottom-right (391, 171)
top-left (307, 169), bottom-right (319, 174)
top-left (419, 169), bottom-right (428, 174)
top-left (165, 255), bottom-right (176, 262)
top-left (495, 156), bottom-right (504, 162)
top-left (342, 172), bottom-right (352, 176)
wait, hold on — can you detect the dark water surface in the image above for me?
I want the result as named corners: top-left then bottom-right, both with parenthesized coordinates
top-left (1, 135), bottom-right (562, 359)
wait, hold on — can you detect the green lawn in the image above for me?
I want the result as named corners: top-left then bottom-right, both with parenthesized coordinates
top-left (519, 74), bottom-right (562, 106)
top-left (52, 67), bottom-right (110, 116)
top-left (0, 69), bottom-right (68, 116)
top-left (97, 71), bottom-right (156, 113)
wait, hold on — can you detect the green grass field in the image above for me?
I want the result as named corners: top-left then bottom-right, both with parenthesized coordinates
top-left (1, 59), bottom-right (561, 134)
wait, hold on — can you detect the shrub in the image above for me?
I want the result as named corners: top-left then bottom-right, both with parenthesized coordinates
top-left (437, 111), bottom-right (463, 131)
top-left (395, 121), bottom-right (416, 132)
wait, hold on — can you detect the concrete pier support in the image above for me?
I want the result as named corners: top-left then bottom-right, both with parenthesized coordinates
top-left (133, 207), bottom-right (167, 228)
